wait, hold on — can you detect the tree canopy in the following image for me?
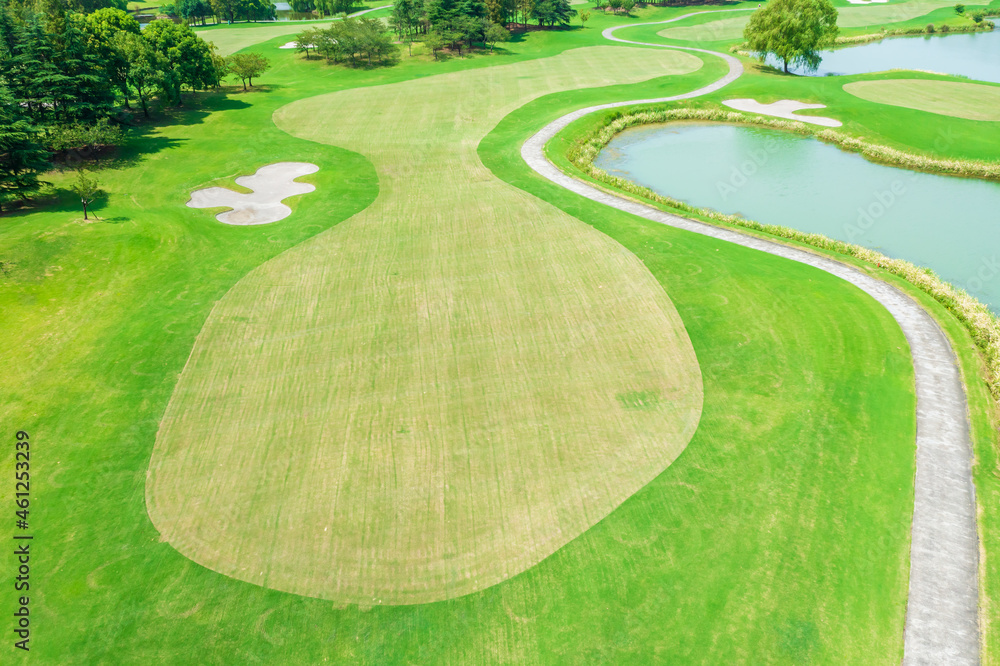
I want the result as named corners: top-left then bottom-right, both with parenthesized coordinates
top-left (226, 51), bottom-right (269, 89)
top-left (743, 0), bottom-right (838, 73)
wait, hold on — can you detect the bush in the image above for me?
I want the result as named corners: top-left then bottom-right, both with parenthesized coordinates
top-left (971, 9), bottom-right (986, 23)
top-left (926, 23), bottom-right (935, 32)
top-left (941, 23), bottom-right (951, 32)
top-left (954, 3), bottom-right (964, 13)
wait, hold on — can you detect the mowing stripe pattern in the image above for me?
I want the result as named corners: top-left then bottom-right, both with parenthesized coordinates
top-left (148, 46), bottom-right (706, 606)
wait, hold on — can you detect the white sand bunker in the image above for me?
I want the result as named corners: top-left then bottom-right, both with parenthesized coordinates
top-left (187, 162), bottom-right (319, 225)
top-left (279, 41), bottom-right (316, 49)
top-left (846, 0), bottom-right (887, 4)
top-left (723, 98), bottom-right (842, 127)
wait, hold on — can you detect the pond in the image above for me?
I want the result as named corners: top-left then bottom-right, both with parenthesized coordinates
top-left (766, 28), bottom-right (1000, 83)
top-left (595, 123), bottom-right (1000, 311)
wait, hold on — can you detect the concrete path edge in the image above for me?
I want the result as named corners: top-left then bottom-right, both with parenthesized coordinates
top-left (520, 15), bottom-right (981, 664)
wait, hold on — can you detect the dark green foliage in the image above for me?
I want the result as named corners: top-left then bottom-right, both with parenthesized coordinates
top-left (76, 0), bottom-right (128, 12)
top-left (532, 0), bottom-right (573, 26)
top-left (53, 15), bottom-right (116, 121)
top-left (314, 0), bottom-right (354, 15)
top-left (0, 84), bottom-right (50, 212)
top-left (112, 30), bottom-right (159, 116)
top-left (143, 19), bottom-right (218, 104)
top-left (743, 0), bottom-right (839, 73)
top-left (389, 0), bottom-right (423, 37)
top-left (315, 16), bottom-right (398, 66)
top-left (177, 0), bottom-right (212, 25)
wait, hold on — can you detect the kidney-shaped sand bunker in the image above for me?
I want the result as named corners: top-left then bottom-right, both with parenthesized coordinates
top-left (187, 162), bottom-right (319, 225)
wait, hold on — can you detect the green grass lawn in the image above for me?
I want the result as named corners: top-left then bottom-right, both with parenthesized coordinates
top-left (3, 0), bottom-right (999, 661)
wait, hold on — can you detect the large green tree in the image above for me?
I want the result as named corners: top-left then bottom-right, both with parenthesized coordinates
top-left (743, 0), bottom-right (838, 73)
top-left (142, 19), bottom-right (218, 105)
top-left (532, 0), bottom-right (573, 26)
top-left (0, 85), bottom-right (51, 212)
top-left (82, 8), bottom-right (139, 109)
top-left (112, 30), bottom-right (160, 117)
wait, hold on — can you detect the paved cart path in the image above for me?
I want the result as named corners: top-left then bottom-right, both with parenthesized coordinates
top-left (520, 14), bottom-right (980, 664)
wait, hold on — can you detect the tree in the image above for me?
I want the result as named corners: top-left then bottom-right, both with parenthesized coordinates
top-left (532, 0), bottom-right (573, 26)
top-left (390, 0), bottom-right (422, 38)
top-left (83, 8), bottom-right (140, 109)
top-left (77, 0), bottom-right (129, 12)
top-left (1, 16), bottom-right (63, 122)
top-left (51, 15), bottom-right (117, 123)
top-left (483, 20), bottom-right (508, 52)
top-left (971, 9), bottom-right (985, 23)
top-left (113, 31), bottom-right (161, 117)
top-left (0, 85), bottom-right (51, 213)
top-left (72, 169), bottom-right (100, 220)
top-left (579, 10), bottom-right (589, 26)
top-left (954, 3), bottom-right (965, 14)
top-left (210, 0), bottom-right (243, 23)
top-left (177, 0), bottom-right (213, 24)
top-left (143, 20), bottom-right (219, 104)
top-left (226, 51), bottom-right (269, 89)
top-left (743, 0), bottom-right (838, 73)
top-left (294, 27), bottom-right (320, 58)
top-left (425, 31), bottom-right (444, 59)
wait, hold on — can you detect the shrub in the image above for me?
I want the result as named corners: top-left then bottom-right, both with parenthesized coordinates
top-left (926, 23), bottom-right (935, 32)
top-left (941, 23), bottom-right (951, 32)
top-left (971, 10), bottom-right (986, 23)
top-left (954, 3), bottom-right (964, 13)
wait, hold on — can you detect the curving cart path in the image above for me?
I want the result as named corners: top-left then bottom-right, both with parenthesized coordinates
top-left (521, 14), bottom-right (980, 664)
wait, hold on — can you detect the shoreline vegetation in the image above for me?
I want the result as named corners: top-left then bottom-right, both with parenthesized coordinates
top-left (565, 106), bottom-right (1000, 407)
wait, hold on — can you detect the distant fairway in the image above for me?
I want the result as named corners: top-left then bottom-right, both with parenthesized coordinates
top-left (196, 22), bottom-right (338, 55)
top-left (844, 79), bottom-right (1000, 121)
top-left (657, 0), bottom-right (958, 41)
top-left (147, 46), bottom-right (705, 605)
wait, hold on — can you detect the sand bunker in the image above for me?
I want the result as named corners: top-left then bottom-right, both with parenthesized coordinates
top-left (723, 98), bottom-right (842, 127)
top-left (187, 162), bottom-right (319, 225)
top-left (846, 0), bottom-right (888, 4)
top-left (279, 41), bottom-right (316, 49)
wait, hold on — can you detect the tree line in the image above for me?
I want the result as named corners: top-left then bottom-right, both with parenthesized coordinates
top-left (389, 0), bottom-right (575, 49)
top-left (0, 1), bottom-right (267, 212)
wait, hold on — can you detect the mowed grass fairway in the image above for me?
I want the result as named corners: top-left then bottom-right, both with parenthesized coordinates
top-left (844, 79), bottom-right (1000, 121)
top-left (148, 46), bottom-right (706, 606)
top-left (0, 4), bottom-right (960, 660)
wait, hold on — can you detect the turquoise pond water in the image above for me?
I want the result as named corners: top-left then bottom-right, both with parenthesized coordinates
top-left (594, 123), bottom-right (1000, 310)
top-left (767, 28), bottom-right (1000, 82)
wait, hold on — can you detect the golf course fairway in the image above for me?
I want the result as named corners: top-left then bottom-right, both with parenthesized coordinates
top-left (147, 46), bottom-right (706, 605)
